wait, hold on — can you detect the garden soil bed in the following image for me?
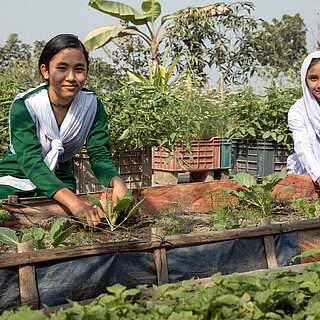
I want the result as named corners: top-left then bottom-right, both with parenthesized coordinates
top-left (2, 173), bottom-right (320, 313)
top-left (1, 174), bottom-right (320, 252)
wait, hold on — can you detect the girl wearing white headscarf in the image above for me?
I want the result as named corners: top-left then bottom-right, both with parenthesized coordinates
top-left (287, 51), bottom-right (320, 184)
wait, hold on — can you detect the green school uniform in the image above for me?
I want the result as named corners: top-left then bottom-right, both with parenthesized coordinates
top-left (0, 90), bottom-right (120, 199)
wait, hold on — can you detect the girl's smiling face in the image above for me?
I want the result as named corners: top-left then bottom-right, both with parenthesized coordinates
top-left (306, 61), bottom-right (320, 103)
top-left (40, 48), bottom-right (88, 106)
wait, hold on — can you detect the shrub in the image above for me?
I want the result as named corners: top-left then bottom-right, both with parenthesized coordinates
top-left (101, 82), bottom-right (199, 153)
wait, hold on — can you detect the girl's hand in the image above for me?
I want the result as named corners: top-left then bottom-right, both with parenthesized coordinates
top-left (53, 188), bottom-right (101, 228)
top-left (71, 202), bottom-right (101, 228)
top-left (110, 176), bottom-right (127, 206)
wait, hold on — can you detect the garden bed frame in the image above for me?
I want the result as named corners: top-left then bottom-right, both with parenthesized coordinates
top-left (1, 174), bottom-right (320, 313)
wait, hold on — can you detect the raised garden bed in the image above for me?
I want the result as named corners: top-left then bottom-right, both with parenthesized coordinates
top-left (1, 174), bottom-right (320, 313)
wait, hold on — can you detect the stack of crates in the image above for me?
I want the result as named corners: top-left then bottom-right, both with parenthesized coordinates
top-left (230, 139), bottom-right (293, 177)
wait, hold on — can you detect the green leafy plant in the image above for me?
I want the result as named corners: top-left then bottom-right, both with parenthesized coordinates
top-left (291, 249), bottom-right (320, 265)
top-left (226, 84), bottom-right (301, 147)
top-left (208, 189), bottom-right (248, 231)
top-left (87, 189), bottom-right (144, 231)
top-left (0, 200), bottom-right (11, 224)
top-left (102, 82), bottom-right (198, 159)
top-left (6, 263), bottom-right (320, 319)
top-left (158, 200), bottom-right (187, 236)
top-left (83, 0), bottom-right (230, 75)
top-left (224, 169), bottom-right (292, 217)
top-left (128, 49), bottom-right (190, 92)
top-left (0, 217), bottom-right (76, 251)
top-left (293, 198), bottom-right (320, 220)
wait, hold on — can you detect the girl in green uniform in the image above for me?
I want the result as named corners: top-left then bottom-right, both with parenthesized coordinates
top-left (0, 34), bottom-right (127, 227)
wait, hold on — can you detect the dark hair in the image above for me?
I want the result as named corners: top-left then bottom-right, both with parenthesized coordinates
top-left (308, 58), bottom-right (320, 71)
top-left (38, 34), bottom-right (90, 74)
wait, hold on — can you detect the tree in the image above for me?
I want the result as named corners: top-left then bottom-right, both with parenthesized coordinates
top-left (252, 13), bottom-right (307, 79)
top-left (165, 2), bottom-right (259, 91)
top-left (0, 34), bottom-right (46, 86)
top-left (83, 0), bottom-right (233, 76)
top-left (103, 26), bottom-right (150, 77)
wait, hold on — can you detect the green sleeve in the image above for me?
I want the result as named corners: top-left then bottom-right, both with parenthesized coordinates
top-left (86, 98), bottom-right (120, 187)
top-left (10, 99), bottom-right (67, 197)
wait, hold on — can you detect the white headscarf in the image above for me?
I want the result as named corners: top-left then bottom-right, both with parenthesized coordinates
top-left (287, 51), bottom-right (320, 178)
top-left (299, 51), bottom-right (320, 156)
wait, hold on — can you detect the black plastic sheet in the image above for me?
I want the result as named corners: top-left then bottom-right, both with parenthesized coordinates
top-left (0, 231), bottom-right (301, 313)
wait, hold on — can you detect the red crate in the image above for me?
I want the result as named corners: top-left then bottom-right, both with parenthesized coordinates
top-left (152, 137), bottom-right (221, 172)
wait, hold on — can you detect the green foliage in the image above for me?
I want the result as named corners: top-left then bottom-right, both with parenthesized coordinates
top-left (226, 84), bottom-right (301, 146)
top-left (5, 263), bottom-right (320, 319)
top-left (224, 169), bottom-right (292, 216)
top-left (208, 189), bottom-right (250, 230)
top-left (173, 83), bottom-right (230, 139)
top-left (87, 189), bottom-right (144, 231)
top-left (293, 198), bottom-right (320, 220)
top-left (0, 33), bottom-right (45, 86)
top-left (128, 49), bottom-right (190, 92)
top-left (0, 227), bottom-right (19, 247)
top-left (103, 30), bottom-right (150, 78)
top-left (159, 200), bottom-right (186, 236)
top-left (0, 209), bottom-right (11, 223)
top-left (101, 82), bottom-right (198, 153)
top-left (84, 0), bottom-right (182, 73)
top-left (0, 218), bottom-right (76, 251)
top-left (85, 57), bottom-right (121, 93)
top-left (0, 200), bottom-right (11, 223)
top-left (291, 249), bottom-right (320, 264)
top-left (253, 13), bottom-right (307, 78)
top-left (165, 2), bottom-right (259, 89)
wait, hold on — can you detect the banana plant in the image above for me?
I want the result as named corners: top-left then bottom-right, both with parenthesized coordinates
top-left (83, 0), bottom-right (230, 73)
top-left (127, 49), bottom-right (191, 91)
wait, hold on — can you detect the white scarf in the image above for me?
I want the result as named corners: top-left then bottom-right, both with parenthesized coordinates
top-left (0, 85), bottom-right (97, 191)
top-left (287, 51), bottom-right (320, 177)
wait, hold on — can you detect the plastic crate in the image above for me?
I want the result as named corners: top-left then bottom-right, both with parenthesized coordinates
top-left (73, 146), bottom-right (152, 193)
top-left (220, 138), bottom-right (231, 168)
top-left (231, 139), bottom-right (293, 177)
top-left (152, 138), bottom-right (221, 172)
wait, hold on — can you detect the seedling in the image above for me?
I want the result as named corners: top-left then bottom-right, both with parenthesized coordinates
top-left (293, 198), bottom-right (320, 220)
top-left (87, 189), bottom-right (145, 231)
top-left (0, 217), bottom-right (76, 251)
top-left (223, 169), bottom-right (292, 216)
top-left (0, 200), bottom-right (11, 224)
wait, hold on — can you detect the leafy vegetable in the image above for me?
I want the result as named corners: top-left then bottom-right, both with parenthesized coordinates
top-left (0, 217), bottom-right (75, 251)
top-left (4, 263), bottom-right (320, 319)
top-left (87, 190), bottom-right (145, 231)
top-left (224, 169), bottom-right (292, 216)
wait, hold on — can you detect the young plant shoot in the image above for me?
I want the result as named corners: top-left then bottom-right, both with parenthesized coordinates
top-left (87, 189), bottom-right (144, 231)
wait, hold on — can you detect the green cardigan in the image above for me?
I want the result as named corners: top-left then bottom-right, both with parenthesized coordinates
top-left (0, 90), bottom-right (120, 198)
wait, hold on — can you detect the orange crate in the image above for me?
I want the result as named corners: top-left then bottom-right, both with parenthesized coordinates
top-left (152, 137), bottom-right (221, 172)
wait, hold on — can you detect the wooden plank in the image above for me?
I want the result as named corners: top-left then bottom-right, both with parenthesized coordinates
top-left (0, 240), bottom-right (152, 268)
top-left (152, 227), bottom-right (169, 285)
top-left (2, 217), bottom-right (320, 268)
top-left (261, 217), bottom-right (278, 269)
top-left (18, 241), bottom-right (39, 309)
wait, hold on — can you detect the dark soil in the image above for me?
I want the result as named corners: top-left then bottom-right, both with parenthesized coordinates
top-left (1, 197), bottom-right (320, 254)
